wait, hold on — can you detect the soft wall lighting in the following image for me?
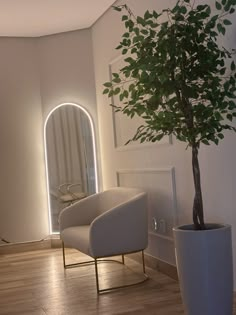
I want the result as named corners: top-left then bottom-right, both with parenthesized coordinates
top-left (44, 102), bottom-right (99, 235)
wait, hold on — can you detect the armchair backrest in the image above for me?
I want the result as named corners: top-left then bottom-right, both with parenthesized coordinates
top-left (97, 187), bottom-right (145, 215)
top-left (89, 187), bottom-right (148, 257)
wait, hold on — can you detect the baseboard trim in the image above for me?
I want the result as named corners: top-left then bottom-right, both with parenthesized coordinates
top-left (0, 239), bottom-right (52, 255)
top-left (128, 252), bottom-right (178, 281)
top-left (0, 238), bottom-right (178, 281)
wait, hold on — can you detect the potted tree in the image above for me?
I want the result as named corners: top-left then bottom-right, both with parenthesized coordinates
top-left (103, 0), bottom-right (236, 314)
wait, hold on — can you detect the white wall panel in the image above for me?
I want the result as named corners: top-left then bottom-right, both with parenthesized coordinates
top-left (117, 168), bottom-right (177, 239)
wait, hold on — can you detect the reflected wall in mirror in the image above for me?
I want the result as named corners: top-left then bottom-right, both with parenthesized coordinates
top-left (45, 103), bottom-right (98, 233)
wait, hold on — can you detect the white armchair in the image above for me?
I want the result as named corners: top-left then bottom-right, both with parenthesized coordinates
top-left (59, 187), bottom-right (148, 293)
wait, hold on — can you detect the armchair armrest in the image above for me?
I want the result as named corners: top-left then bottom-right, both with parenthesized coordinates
top-left (59, 193), bottom-right (99, 232)
top-left (89, 192), bottom-right (148, 258)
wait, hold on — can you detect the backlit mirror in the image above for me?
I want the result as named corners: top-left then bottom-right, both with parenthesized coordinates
top-left (45, 103), bottom-right (98, 233)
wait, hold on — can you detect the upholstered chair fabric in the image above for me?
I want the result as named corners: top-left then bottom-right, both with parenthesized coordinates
top-left (59, 187), bottom-right (148, 258)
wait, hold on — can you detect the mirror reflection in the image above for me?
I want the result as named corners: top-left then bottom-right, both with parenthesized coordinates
top-left (45, 104), bottom-right (97, 232)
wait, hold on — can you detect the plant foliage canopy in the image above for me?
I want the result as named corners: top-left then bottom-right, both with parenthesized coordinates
top-left (103, 0), bottom-right (236, 229)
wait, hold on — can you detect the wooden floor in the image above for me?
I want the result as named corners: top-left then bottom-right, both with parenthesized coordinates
top-left (0, 248), bottom-right (235, 315)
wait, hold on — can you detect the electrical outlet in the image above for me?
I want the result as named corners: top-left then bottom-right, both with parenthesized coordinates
top-left (151, 217), bottom-right (167, 234)
top-left (151, 217), bottom-right (158, 231)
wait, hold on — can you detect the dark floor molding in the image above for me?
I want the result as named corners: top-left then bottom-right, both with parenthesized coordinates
top-left (0, 238), bottom-right (178, 281)
top-left (0, 239), bottom-right (52, 255)
top-left (0, 235), bottom-right (62, 255)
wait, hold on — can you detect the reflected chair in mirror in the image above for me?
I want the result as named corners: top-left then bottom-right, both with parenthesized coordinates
top-left (59, 187), bottom-right (149, 294)
top-left (58, 183), bottom-right (87, 206)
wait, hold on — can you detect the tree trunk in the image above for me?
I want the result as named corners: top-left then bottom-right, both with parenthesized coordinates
top-left (192, 145), bottom-right (205, 230)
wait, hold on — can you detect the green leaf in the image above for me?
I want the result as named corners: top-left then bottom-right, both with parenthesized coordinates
top-left (116, 44), bottom-right (122, 50)
top-left (214, 138), bottom-right (219, 145)
top-left (211, 14), bottom-right (219, 22)
top-left (197, 5), bottom-right (207, 10)
top-left (108, 90), bottom-right (114, 97)
top-left (217, 23), bottom-right (226, 34)
top-left (137, 16), bottom-right (145, 26)
top-left (153, 10), bottom-right (159, 18)
top-left (103, 88), bottom-right (109, 94)
top-left (224, 0), bottom-right (232, 11)
top-left (210, 31), bottom-right (218, 37)
top-left (217, 23), bottom-right (222, 32)
top-left (220, 68), bottom-right (226, 75)
top-left (114, 87), bottom-right (121, 95)
top-left (129, 84), bottom-right (135, 91)
top-left (206, 6), bottom-right (211, 15)
top-left (180, 6), bottom-right (187, 14)
top-left (141, 29), bottom-right (149, 35)
top-left (113, 77), bottom-right (121, 83)
top-left (104, 82), bottom-right (112, 87)
top-left (172, 4), bottom-right (180, 13)
top-left (125, 19), bottom-right (134, 31)
top-left (223, 19), bottom-right (232, 25)
top-left (144, 10), bottom-right (151, 19)
top-left (119, 93), bottom-right (124, 102)
top-left (228, 100), bottom-right (235, 109)
top-left (123, 90), bottom-right (129, 98)
top-left (215, 1), bottom-right (222, 10)
top-left (155, 134), bottom-right (164, 141)
top-left (215, 112), bottom-right (223, 120)
top-left (124, 57), bottom-right (135, 64)
top-left (123, 32), bottom-right (130, 38)
top-left (230, 0), bottom-right (236, 5)
top-left (202, 140), bottom-right (210, 145)
top-left (227, 114), bottom-right (233, 121)
top-left (122, 15), bottom-right (128, 21)
top-left (231, 61), bottom-right (236, 71)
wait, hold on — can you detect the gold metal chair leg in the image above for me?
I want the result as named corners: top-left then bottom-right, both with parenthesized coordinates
top-left (95, 251), bottom-right (148, 294)
top-left (62, 241), bottom-right (66, 268)
top-left (122, 254), bottom-right (125, 264)
top-left (142, 250), bottom-right (146, 274)
top-left (94, 258), bottom-right (100, 294)
top-left (62, 247), bottom-right (148, 294)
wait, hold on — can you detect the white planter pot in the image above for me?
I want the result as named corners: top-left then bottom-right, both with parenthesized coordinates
top-left (173, 224), bottom-right (233, 315)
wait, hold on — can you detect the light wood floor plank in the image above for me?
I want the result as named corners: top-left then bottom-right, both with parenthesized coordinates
top-left (0, 248), bottom-right (235, 314)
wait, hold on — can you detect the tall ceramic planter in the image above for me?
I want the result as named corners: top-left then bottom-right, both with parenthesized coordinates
top-left (173, 224), bottom-right (233, 315)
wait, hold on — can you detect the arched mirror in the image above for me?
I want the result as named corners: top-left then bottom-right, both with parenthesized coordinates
top-left (44, 103), bottom-right (98, 233)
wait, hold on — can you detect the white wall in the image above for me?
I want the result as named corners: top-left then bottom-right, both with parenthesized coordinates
top-left (0, 29), bottom-right (100, 243)
top-left (38, 29), bottom-right (101, 191)
top-left (38, 30), bottom-right (97, 122)
top-left (0, 38), bottom-right (48, 242)
top-left (92, 0), bottom-right (236, 284)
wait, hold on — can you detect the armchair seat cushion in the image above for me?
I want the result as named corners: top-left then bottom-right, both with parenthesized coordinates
top-left (61, 225), bottom-right (90, 256)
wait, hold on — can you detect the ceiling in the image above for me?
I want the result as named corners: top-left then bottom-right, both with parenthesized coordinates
top-left (0, 0), bottom-right (116, 37)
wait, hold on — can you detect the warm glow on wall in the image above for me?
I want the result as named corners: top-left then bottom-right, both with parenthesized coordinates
top-left (44, 102), bottom-right (99, 234)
